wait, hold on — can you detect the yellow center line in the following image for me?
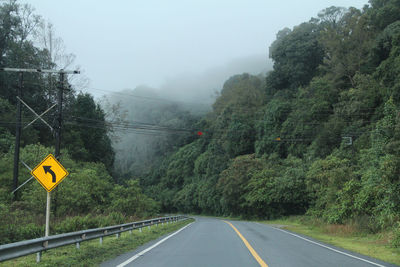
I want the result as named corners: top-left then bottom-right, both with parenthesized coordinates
top-left (223, 221), bottom-right (269, 267)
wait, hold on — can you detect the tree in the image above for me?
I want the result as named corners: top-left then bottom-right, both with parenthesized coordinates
top-left (373, 21), bottom-right (400, 103)
top-left (109, 179), bottom-right (159, 217)
top-left (217, 154), bottom-right (263, 217)
top-left (64, 93), bottom-right (115, 171)
top-left (367, 0), bottom-right (400, 31)
top-left (318, 7), bottom-right (375, 87)
top-left (267, 22), bottom-right (324, 93)
top-left (244, 155), bottom-right (308, 218)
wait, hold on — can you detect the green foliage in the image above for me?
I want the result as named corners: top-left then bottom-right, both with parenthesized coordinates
top-left (218, 154), bottom-right (263, 217)
top-left (0, 143), bottom-right (159, 244)
top-left (109, 179), bottom-right (159, 217)
top-left (64, 93), bottom-right (115, 171)
top-left (163, 142), bottom-right (202, 188)
top-left (0, 97), bottom-right (15, 153)
top-left (373, 21), bottom-right (400, 103)
top-left (244, 155), bottom-right (308, 219)
top-left (255, 96), bottom-right (291, 157)
top-left (143, 2), bottom-right (400, 232)
top-left (146, 1), bottom-right (400, 228)
top-left (368, 0), bottom-right (400, 30)
top-left (0, 1), bottom-right (169, 246)
top-left (0, 204), bottom-right (43, 245)
top-left (268, 22), bottom-right (324, 92)
top-left (306, 153), bottom-right (356, 223)
top-left (393, 221), bottom-right (400, 248)
top-left (4, 0), bottom-right (400, 245)
top-left (53, 213), bottom-right (126, 234)
top-left (105, 86), bottom-right (200, 181)
top-left (318, 7), bottom-right (374, 86)
top-left (0, 0), bottom-right (114, 171)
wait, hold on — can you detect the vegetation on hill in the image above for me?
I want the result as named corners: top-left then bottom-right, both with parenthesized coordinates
top-left (141, 1), bottom-right (400, 247)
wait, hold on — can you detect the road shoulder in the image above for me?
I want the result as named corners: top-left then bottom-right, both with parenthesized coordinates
top-left (261, 218), bottom-right (400, 266)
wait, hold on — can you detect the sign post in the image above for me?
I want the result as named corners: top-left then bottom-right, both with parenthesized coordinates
top-left (31, 154), bottom-right (69, 236)
top-left (45, 192), bottom-right (51, 236)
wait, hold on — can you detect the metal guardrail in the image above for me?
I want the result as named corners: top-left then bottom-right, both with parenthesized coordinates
top-left (0, 215), bottom-right (187, 263)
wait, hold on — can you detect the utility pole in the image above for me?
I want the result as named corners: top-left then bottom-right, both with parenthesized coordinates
top-left (12, 72), bottom-right (23, 199)
top-left (52, 72), bottom-right (64, 222)
top-left (55, 72), bottom-right (64, 159)
top-left (0, 68), bottom-right (79, 237)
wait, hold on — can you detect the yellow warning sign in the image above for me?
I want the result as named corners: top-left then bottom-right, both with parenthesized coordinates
top-left (31, 154), bottom-right (69, 192)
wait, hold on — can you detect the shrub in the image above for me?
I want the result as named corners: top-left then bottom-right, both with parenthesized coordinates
top-left (392, 222), bottom-right (400, 248)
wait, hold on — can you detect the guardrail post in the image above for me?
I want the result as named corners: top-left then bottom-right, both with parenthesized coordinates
top-left (129, 229), bottom-right (132, 234)
top-left (116, 233), bottom-right (120, 238)
top-left (0, 215), bottom-right (184, 263)
top-left (36, 252), bottom-right (41, 263)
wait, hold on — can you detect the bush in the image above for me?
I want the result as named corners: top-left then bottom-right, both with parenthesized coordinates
top-left (109, 180), bottom-right (160, 217)
top-left (54, 215), bottom-right (100, 234)
top-left (392, 222), bottom-right (400, 248)
top-left (0, 204), bottom-right (43, 244)
top-left (54, 212), bottom-right (127, 234)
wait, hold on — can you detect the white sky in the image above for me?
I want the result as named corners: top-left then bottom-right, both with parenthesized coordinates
top-left (23, 0), bottom-right (369, 97)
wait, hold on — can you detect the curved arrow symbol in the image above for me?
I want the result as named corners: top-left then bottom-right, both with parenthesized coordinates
top-left (43, 166), bottom-right (56, 183)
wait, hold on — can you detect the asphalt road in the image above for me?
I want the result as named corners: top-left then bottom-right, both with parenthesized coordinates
top-left (101, 217), bottom-right (398, 267)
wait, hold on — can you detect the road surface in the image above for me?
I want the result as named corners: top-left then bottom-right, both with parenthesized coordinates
top-left (101, 217), bottom-right (398, 267)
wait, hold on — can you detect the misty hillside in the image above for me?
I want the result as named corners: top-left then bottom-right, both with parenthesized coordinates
top-left (140, 2), bottom-right (400, 237)
top-left (103, 86), bottom-right (201, 180)
top-left (104, 55), bottom-right (271, 180)
top-left (158, 54), bottom-right (272, 104)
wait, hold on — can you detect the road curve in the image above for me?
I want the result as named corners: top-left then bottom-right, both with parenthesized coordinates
top-left (100, 217), bottom-right (398, 267)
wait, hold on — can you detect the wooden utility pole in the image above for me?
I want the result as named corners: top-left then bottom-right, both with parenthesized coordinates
top-left (12, 72), bottom-right (23, 199)
top-left (0, 68), bottom-right (79, 237)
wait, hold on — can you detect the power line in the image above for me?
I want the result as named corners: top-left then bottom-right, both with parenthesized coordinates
top-left (83, 86), bottom-right (212, 107)
top-left (13, 80), bottom-right (386, 117)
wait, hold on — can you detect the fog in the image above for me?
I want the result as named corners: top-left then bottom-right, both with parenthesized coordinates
top-left (23, 0), bottom-right (368, 100)
top-left (17, 0), bottom-right (371, 179)
top-left (154, 54), bottom-right (271, 104)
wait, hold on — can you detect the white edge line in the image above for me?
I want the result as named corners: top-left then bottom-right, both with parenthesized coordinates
top-left (116, 222), bottom-right (194, 267)
top-left (267, 225), bottom-right (387, 267)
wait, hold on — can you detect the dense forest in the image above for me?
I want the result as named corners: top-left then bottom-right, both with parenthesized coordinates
top-left (134, 0), bottom-right (400, 244)
top-left (1, 0), bottom-right (400, 249)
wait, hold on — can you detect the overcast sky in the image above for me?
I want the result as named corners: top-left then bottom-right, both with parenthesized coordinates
top-left (23, 0), bottom-right (369, 98)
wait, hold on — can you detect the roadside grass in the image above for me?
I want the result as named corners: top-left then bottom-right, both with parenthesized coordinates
top-left (262, 216), bottom-right (400, 266)
top-left (0, 218), bottom-right (194, 267)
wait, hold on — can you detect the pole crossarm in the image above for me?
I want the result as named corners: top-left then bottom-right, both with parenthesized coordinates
top-left (10, 160), bottom-right (34, 194)
top-left (16, 96), bottom-right (54, 132)
top-left (11, 177), bottom-right (34, 194)
top-left (4, 66), bottom-right (80, 201)
top-left (0, 68), bottom-right (80, 74)
top-left (24, 103), bottom-right (57, 129)
top-left (20, 160), bottom-right (33, 171)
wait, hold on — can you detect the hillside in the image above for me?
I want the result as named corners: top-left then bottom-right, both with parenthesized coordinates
top-left (143, 1), bottom-right (400, 243)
